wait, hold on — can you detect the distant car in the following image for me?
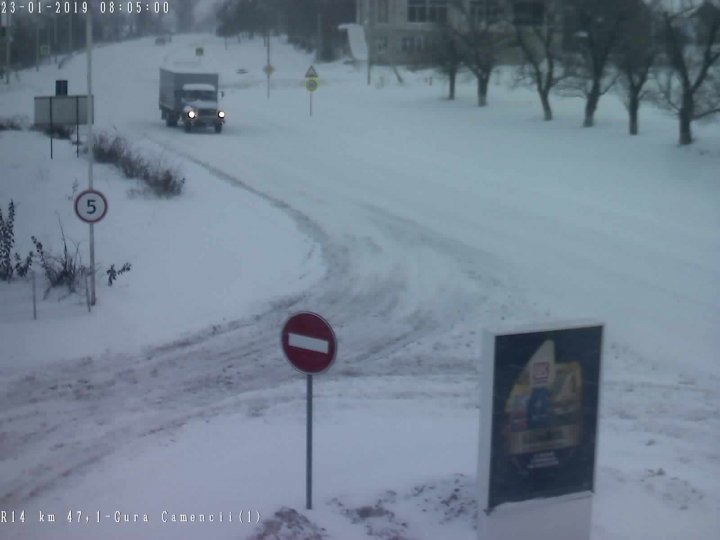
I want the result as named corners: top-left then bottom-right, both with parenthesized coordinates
top-left (154, 36), bottom-right (167, 46)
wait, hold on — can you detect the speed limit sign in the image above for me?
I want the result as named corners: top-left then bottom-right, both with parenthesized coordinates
top-left (74, 189), bottom-right (108, 224)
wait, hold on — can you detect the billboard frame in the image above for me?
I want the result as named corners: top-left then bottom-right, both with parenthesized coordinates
top-left (477, 319), bottom-right (605, 540)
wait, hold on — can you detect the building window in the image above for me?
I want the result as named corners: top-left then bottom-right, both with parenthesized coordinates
top-left (513, 1), bottom-right (545, 26)
top-left (470, 0), bottom-right (502, 25)
top-left (408, 0), bottom-right (447, 24)
top-left (428, 0), bottom-right (448, 23)
top-left (376, 36), bottom-right (389, 54)
top-left (401, 36), bottom-right (415, 52)
top-left (377, 0), bottom-right (389, 23)
top-left (408, 0), bottom-right (427, 22)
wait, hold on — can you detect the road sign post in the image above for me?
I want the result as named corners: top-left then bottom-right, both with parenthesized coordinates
top-left (305, 66), bottom-right (319, 117)
top-left (75, 189), bottom-right (107, 308)
top-left (281, 312), bottom-right (337, 510)
top-left (263, 64), bottom-right (274, 99)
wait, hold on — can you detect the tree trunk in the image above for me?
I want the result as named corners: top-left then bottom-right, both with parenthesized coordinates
top-left (678, 90), bottom-right (693, 145)
top-left (540, 91), bottom-right (552, 121)
top-left (449, 69), bottom-right (456, 100)
top-left (628, 94), bottom-right (639, 135)
top-left (678, 109), bottom-right (693, 145)
top-left (477, 75), bottom-right (489, 107)
top-left (584, 80), bottom-right (601, 127)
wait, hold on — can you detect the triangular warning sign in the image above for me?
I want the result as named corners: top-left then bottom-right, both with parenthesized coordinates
top-left (305, 65), bottom-right (319, 78)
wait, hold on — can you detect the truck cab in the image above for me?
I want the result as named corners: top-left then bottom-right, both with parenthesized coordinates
top-left (179, 83), bottom-right (225, 133)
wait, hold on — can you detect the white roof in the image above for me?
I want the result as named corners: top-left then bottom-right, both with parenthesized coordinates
top-left (182, 83), bottom-right (216, 92)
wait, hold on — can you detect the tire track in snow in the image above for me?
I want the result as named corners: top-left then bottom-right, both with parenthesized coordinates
top-left (0, 142), bottom-right (523, 508)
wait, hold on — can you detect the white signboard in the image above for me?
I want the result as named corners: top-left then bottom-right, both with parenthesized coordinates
top-left (34, 96), bottom-right (93, 126)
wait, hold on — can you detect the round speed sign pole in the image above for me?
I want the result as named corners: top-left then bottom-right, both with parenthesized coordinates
top-left (305, 78), bottom-right (319, 117)
top-left (281, 312), bottom-right (337, 510)
top-left (75, 189), bottom-right (108, 306)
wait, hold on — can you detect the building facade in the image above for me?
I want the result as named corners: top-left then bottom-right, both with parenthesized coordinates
top-left (356, 0), bottom-right (560, 66)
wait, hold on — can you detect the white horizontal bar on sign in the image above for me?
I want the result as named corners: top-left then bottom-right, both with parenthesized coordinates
top-left (288, 333), bottom-right (329, 354)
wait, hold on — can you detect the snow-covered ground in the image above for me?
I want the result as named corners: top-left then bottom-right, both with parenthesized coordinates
top-left (1, 34), bottom-right (719, 539)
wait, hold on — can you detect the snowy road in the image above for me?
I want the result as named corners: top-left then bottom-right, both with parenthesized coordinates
top-left (1, 35), bottom-right (719, 539)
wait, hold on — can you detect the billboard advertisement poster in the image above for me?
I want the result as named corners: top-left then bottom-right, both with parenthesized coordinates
top-left (487, 324), bottom-right (602, 511)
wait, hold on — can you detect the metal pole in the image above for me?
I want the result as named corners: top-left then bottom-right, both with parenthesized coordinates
top-left (32, 271), bottom-right (37, 320)
top-left (53, 14), bottom-right (58, 64)
top-left (365, 8), bottom-right (372, 86)
top-left (266, 30), bottom-right (270, 99)
top-left (306, 373), bottom-right (313, 510)
top-left (310, 92), bottom-right (313, 117)
top-left (36, 23), bottom-right (40, 71)
top-left (76, 95), bottom-right (79, 158)
top-left (84, 270), bottom-right (91, 313)
top-left (86, 8), bottom-right (96, 306)
top-left (50, 97), bottom-right (53, 159)
top-left (5, 12), bottom-right (11, 84)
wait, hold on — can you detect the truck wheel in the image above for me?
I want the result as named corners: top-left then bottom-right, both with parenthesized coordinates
top-left (184, 121), bottom-right (191, 133)
top-left (214, 122), bottom-right (223, 133)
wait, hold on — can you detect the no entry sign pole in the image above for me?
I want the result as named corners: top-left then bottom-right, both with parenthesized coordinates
top-left (306, 373), bottom-right (313, 509)
top-left (281, 312), bottom-right (337, 511)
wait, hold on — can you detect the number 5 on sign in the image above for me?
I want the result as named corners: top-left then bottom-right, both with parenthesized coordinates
top-left (75, 189), bottom-right (108, 224)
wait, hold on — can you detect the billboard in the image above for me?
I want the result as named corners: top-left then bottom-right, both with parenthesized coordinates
top-left (483, 323), bottom-right (603, 511)
top-left (34, 95), bottom-right (94, 127)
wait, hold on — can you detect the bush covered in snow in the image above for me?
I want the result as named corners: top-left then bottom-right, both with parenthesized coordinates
top-left (0, 115), bottom-right (28, 131)
top-left (93, 131), bottom-right (185, 197)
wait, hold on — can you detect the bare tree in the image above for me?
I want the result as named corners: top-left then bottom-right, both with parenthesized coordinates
top-left (513, 0), bottom-right (569, 120)
top-left (614, 0), bottom-right (658, 135)
top-left (563, 0), bottom-right (627, 127)
top-left (657, 1), bottom-right (720, 145)
top-left (434, 30), bottom-right (463, 100)
top-left (447, 1), bottom-right (512, 106)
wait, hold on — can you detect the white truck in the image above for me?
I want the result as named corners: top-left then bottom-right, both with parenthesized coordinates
top-left (159, 68), bottom-right (226, 133)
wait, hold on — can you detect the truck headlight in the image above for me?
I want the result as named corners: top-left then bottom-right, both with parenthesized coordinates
top-left (187, 110), bottom-right (196, 119)
top-left (218, 111), bottom-right (225, 119)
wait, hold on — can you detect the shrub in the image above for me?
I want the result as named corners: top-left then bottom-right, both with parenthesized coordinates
top-left (93, 131), bottom-right (185, 197)
top-left (31, 223), bottom-right (90, 296)
top-left (0, 116), bottom-right (27, 131)
top-left (106, 262), bottom-right (132, 286)
top-left (0, 200), bottom-right (34, 282)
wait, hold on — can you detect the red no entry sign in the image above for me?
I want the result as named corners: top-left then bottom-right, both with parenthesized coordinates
top-left (281, 312), bottom-right (337, 374)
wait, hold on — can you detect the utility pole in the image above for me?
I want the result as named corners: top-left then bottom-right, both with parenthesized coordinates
top-left (36, 23), bottom-right (41, 71)
top-left (266, 27), bottom-right (270, 99)
top-left (366, 4), bottom-right (372, 86)
top-left (53, 14), bottom-right (58, 64)
top-left (86, 8), bottom-right (96, 305)
top-left (4, 11), bottom-right (11, 84)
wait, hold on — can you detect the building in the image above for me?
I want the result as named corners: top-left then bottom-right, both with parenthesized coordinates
top-left (355, 1), bottom-right (564, 66)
